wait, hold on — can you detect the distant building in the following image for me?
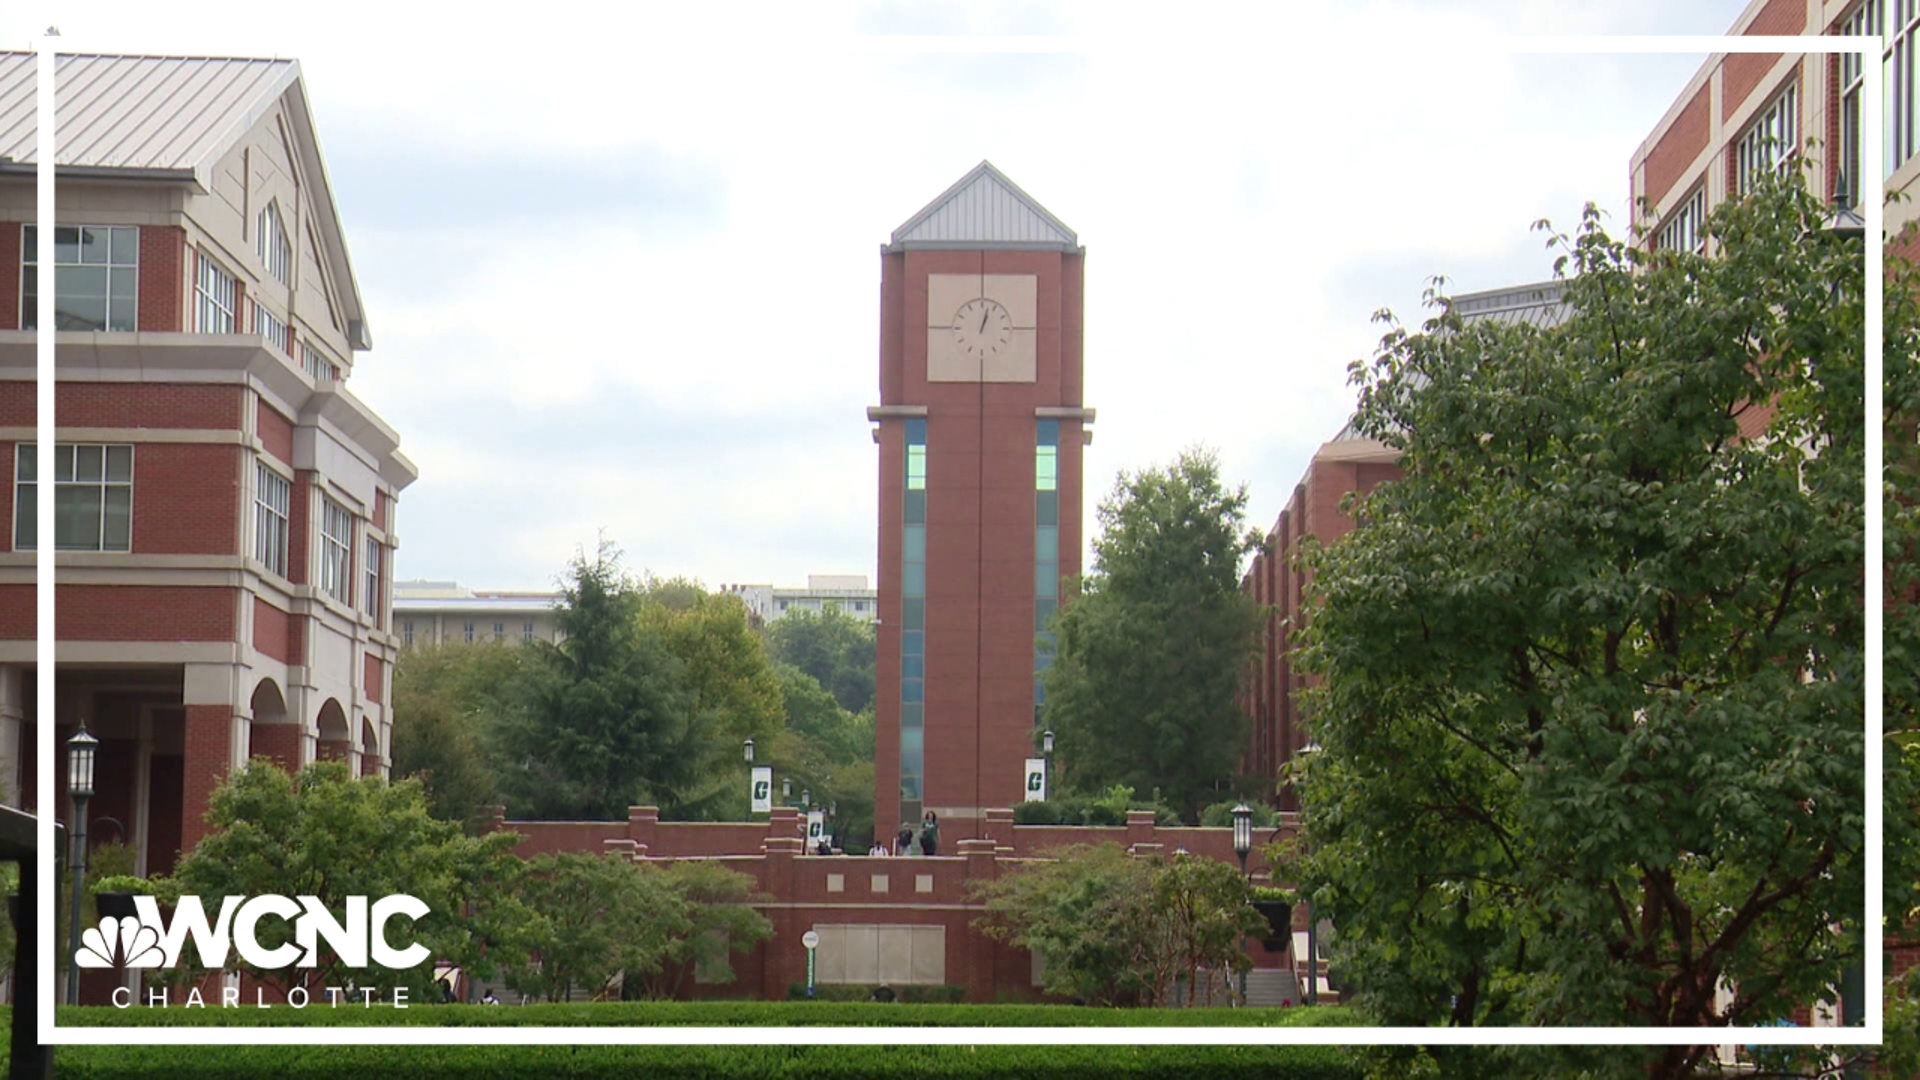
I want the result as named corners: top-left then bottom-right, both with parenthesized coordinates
top-left (391, 579), bottom-right (562, 647)
top-left (719, 574), bottom-right (877, 625)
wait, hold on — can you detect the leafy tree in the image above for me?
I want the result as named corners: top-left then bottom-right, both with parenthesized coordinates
top-left (390, 640), bottom-right (524, 830)
top-left (1040, 449), bottom-right (1266, 822)
top-left (1154, 852), bottom-right (1268, 1006)
top-left (1880, 227), bottom-right (1920, 1074)
top-left (762, 607), bottom-right (877, 714)
top-left (630, 860), bottom-right (774, 999)
top-left (503, 852), bottom-right (679, 1002)
top-left (101, 761), bottom-right (532, 1001)
top-left (492, 542), bottom-right (712, 820)
top-left (1291, 172), bottom-right (1868, 1072)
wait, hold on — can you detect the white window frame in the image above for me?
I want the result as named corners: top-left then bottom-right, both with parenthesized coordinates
top-left (1655, 186), bottom-right (1707, 255)
top-left (195, 250), bottom-right (237, 334)
top-left (14, 443), bottom-right (133, 552)
top-left (254, 460), bottom-right (291, 578)
top-left (318, 495), bottom-right (353, 606)
top-left (1734, 80), bottom-right (1799, 195)
top-left (364, 535), bottom-right (382, 616)
top-left (22, 224), bottom-right (140, 332)
top-left (463, 621), bottom-right (475, 643)
top-left (256, 202), bottom-right (291, 286)
top-left (302, 341), bottom-right (340, 384)
top-left (402, 620), bottom-right (414, 647)
top-left (1892, 0), bottom-right (1920, 176)
top-left (253, 300), bottom-right (291, 357)
top-left (522, 622), bottom-right (534, 642)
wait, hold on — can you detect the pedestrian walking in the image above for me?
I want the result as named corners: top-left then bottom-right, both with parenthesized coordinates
top-left (919, 810), bottom-right (939, 856)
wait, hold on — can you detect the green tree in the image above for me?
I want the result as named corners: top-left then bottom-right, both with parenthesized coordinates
top-left (1040, 449), bottom-right (1266, 822)
top-left (493, 542), bottom-right (711, 820)
top-left (503, 852), bottom-right (679, 1002)
top-left (1292, 174), bottom-right (1868, 1073)
top-left (1880, 230), bottom-right (1920, 1075)
top-left (103, 761), bottom-right (531, 1000)
top-left (631, 859), bottom-right (774, 999)
top-left (390, 640), bottom-right (524, 830)
top-left (762, 607), bottom-right (877, 715)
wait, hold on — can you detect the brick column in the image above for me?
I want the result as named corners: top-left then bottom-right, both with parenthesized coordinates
top-left (760, 809), bottom-right (804, 1000)
top-left (959, 838), bottom-right (1000, 1000)
top-left (180, 704), bottom-right (235, 854)
top-left (627, 806), bottom-right (659, 858)
top-left (983, 807), bottom-right (1014, 855)
top-left (1124, 808), bottom-right (1157, 851)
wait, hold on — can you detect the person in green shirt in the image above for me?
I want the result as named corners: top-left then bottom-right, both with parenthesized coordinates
top-left (919, 810), bottom-right (939, 856)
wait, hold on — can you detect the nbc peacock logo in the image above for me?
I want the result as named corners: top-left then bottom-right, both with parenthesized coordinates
top-left (76, 914), bottom-right (165, 969)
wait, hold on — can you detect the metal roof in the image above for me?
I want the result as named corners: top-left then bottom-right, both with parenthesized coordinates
top-left (888, 160), bottom-right (1080, 252)
top-left (0, 52), bottom-right (297, 174)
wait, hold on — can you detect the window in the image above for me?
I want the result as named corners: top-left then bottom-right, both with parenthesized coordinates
top-left (493, 622), bottom-right (504, 641)
top-left (254, 300), bottom-right (290, 357)
top-left (364, 536), bottom-right (382, 615)
top-left (254, 461), bottom-right (291, 577)
top-left (14, 443), bottom-right (132, 551)
top-left (1035, 420), bottom-right (1060, 720)
top-left (1894, 0), bottom-right (1920, 175)
top-left (522, 622), bottom-right (535, 642)
top-left (403, 620), bottom-right (414, 646)
top-left (22, 225), bottom-right (138, 331)
top-left (463, 621), bottom-right (475, 643)
top-left (900, 417), bottom-right (928, 817)
top-left (1734, 81), bottom-right (1799, 195)
top-left (318, 496), bottom-right (353, 605)
top-left (257, 203), bottom-right (291, 286)
top-left (302, 342), bottom-right (339, 384)
top-left (1655, 186), bottom-right (1707, 254)
top-left (195, 251), bottom-right (237, 333)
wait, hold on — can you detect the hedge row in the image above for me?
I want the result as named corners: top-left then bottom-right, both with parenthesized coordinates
top-left (47, 1002), bottom-right (1364, 1028)
top-left (784, 984), bottom-right (969, 1003)
top-left (37, 1043), bottom-right (1363, 1080)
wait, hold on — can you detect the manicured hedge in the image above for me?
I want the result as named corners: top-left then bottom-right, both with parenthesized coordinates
top-left (49, 1002), bottom-right (1364, 1028)
top-left (786, 983), bottom-right (969, 1003)
top-left (44, 1044), bottom-right (1363, 1080)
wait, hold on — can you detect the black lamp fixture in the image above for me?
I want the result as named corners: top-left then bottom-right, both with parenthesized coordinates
top-left (1823, 170), bottom-right (1868, 239)
top-left (65, 725), bottom-right (98, 1006)
top-left (1231, 801), bottom-right (1255, 1007)
top-left (801, 788), bottom-right (811, 809)
top-left (782, 775), bottom-right (792, 801)
top-left (743, 737), bottom-right (755, 765)
top-left (1041, 729), bottom-right (1054, 756)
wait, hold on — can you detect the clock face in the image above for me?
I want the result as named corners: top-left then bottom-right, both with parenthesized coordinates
top-left (951, 297), bottom-right (1013, 361)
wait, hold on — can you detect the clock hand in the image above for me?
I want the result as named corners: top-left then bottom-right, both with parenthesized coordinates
top-left (979, 307), bottom-right (989, 334)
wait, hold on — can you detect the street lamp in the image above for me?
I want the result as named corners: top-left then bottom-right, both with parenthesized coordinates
top-left (1232, 803), bottom-right (1253, 1007)
top-left (1822, 170), bottom-right (1867, 239)
top-left (782, 776), bottom-right (792, 802)
top-left (1296, 742), bottom-right (1321, 1006)
top-left (1041, 729), bottom-right (1054, 801)
top-left (65, 725), bottom-right (98, 1005)
top-left (743, 737), bottom-right (754, 765)
top-left (801, 788), bottom-right (811, 809)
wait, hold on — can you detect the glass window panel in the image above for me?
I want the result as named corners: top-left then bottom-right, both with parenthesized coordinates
top-left (903, 678), bottom-right (922, 704)
top-left (13, 484), bottom-right (33, 548)
top-left (107, 304), bottom-right (134, 333)
top-left (15, 444), bottom-right (34, 481)
top-left (904, 524), bottom-right (925, 561)
top-left (20, 265), bottom-right (35, 300)
top-left (53, 227), bottom-right (79, 264)
top-left (103, 486), bottom-right (130, 549)
top-left (1036, 490), bottom-right (1057, 526)
top-left (54, 486), bottom-right (100, 549)
top-left (81, 228), bottom-right (111, 264)
top-left (1036, 651), bottom-right (1054, 672)
top-left (65, 263), bottom-right (115, 294)
top-left (1036, 560), bottom-right (1057, 597)
top-left (1035, 451), bottom-right (1057, 491)
top-left (1034, 678), bottom-right (1046, 705)
top-left (111, 227), bottom-right (138, 265)
top-left (903, 562), bottom-right (926, 596)
top-left (1037, 419), bottom-right (1059, 447)
top-left (903, 597), bottom-right (924, 629)
top-left (52, 446), bottom-right (73, 482)
top-left (1036, 596), bottom-right (1057, 632)
top-left (109, 266), bottom-right (136, 299)
top-left (74, 445), bottom-right (102, 482)
top-left (900, 775), bottom-right (921, 800)
top-left (105, 446), bottom-right (131, 482)
top-left (1035, 526), bottom-right (1057, 561)
top-left (901, 726), bottom-right (923, 759)
top-left (905, 418), bottom-right (926, 444)
top-left (905, 490), bottom-right (926, 524)
top-left (901, 703), bottom-right (922, 728)
top-left (903, 654), bottom-right (924, 679)
top-left (903, 630), bottom-right (923, 655)
top-left (55, 295), bottom-right (107, 332)
top-left (20, 225), bottom-right (32, 263)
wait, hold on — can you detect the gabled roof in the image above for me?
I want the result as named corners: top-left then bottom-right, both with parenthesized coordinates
top-left (887, 160), bottom-right (1080, 253)
top-left (0, 52), bottom-right (371, 349)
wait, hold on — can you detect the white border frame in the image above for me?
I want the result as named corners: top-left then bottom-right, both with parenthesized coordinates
top-left (33, 32), bottom-right (1887, 1049)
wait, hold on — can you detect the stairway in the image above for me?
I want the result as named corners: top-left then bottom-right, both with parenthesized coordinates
top-left (1244, 968), bottom-right (1303, 1008)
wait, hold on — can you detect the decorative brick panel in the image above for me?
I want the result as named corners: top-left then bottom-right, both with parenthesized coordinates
top-left (0, 583), bottom-right (238, 641)
top-left (363, 652), bottom-right (384, 704)
top-left (252, 597), bottom-right (292, 664)
top-left (374, 489), bottom-right (387, 531)
top-left (137, 226), bottom-right (185, 333)
top-left (288, 472), bottom-right (311, 585)
top-left (256, 399), bottom-right (293, 465)
top-left (1645, 84), bottom-right (1710, 211)
top-left (133, 443), bottom-right (241, 555)
top-left (248, 722), bottom-right (302, 773)
top-left (0, 383), bottom-right (243, 430)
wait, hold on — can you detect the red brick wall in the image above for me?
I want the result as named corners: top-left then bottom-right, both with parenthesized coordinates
top-left (0, 382), bottom-right (243, 429)
top-left (137, 226), bottom-right (185, 333)
top-left (1645, 84), bottom-right (1711, 211)
top-left (0, 583), bottom-right (237, 640)
top-left (363, 652), bottom-right (383, 704)
top-left (247, 722), bottom-right (303, 773)
top-left (373, 489), bottom-right (387, 531)
top-left (288, 473), bottom-right (312, 585)
top-left (133, 443), bottom-right (240, 555)
top-left (0, 223), bottom-right (18, 331)
top-left (1721, 0), bottom-right (1804, 124)
top-left (253, 597), bottom-right (292, 664)
top-left (179, 703), bottom-right (232, 854)
top-left (257, 399), bottom-right (293, 465)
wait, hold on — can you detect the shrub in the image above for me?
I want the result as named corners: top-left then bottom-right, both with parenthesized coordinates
top-left (1197, 800), bottom-right (1282, 830)
top-left (785, 984), bottom-right (966, 1004)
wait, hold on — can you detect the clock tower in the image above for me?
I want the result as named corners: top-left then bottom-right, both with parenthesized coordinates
top-left (869, 162), bottom-right (1092, 841)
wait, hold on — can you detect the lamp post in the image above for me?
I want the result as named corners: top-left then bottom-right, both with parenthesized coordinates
top-left (1231, 802), bottom-right (1252, 1007)
top-left (1040, 728), bottom-right (1055, 801)
top-left (65, 725), bottom-right (97, 1006)
top-left (1296, 742), bottom-right (1321, 1006)
top-left (782, 775), bottom-right (792, 804)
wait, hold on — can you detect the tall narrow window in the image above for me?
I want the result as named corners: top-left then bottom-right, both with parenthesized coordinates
top-left (1893, 0), bottom-right (1920, 175)
top-left (1034, 420), bottom-right (1060, 726)
top-left (319, 496), bottom-right (353, 605)
top-left (195, 251), bottom-right (237, 334)
top-left (254, 300), bottom-right (290, 357)
top-left (22, 225), bottom-right (138, 331)
top-left (257, 202), bottom-right (291, 286)
top-left (255, 461), bottom-right (291, 577)
top-left (364, 535), bottom-right (382, 617)
top-left (13, 443), bottom-right (132, 552)
top-left (1655, 186), bottom-right (1707, 255)
top-left (303, 341), bottom-right (340, 383)
top-left (1734, 81), bottom-right (1799, 195)
top-left (900, 417), bottom-right (928, 821)
top-left (402, 620), bottom-right (414, 647)
top-left (463, 621), bottom-right (475, 643)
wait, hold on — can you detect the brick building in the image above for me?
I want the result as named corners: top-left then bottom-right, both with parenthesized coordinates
top-left (867, 162), bottom-right (1092, 838)
top-left (0, 51), bottom-right (414, 927)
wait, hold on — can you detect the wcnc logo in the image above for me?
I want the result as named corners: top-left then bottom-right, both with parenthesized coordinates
top-left (78, 895), bottom-right (430, 971)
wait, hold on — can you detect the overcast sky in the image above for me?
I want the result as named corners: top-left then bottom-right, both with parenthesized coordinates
top-left (14, 1), bottom-right (1755, 591)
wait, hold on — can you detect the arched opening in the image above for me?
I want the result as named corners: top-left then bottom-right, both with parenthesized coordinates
top-left (248, 678), bottom-right (302, 773)
top-left (315, 700), bottom-right (351, 765)
top-left (358, 717), bottom-right (381, 779)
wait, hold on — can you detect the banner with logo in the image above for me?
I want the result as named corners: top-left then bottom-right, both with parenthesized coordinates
top-left (806, 810), bottom-right (826, 846)
top-left (1024, 757), bottom-right (1047, 802)
top-left (750, 767), bottom-right (773, 813)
